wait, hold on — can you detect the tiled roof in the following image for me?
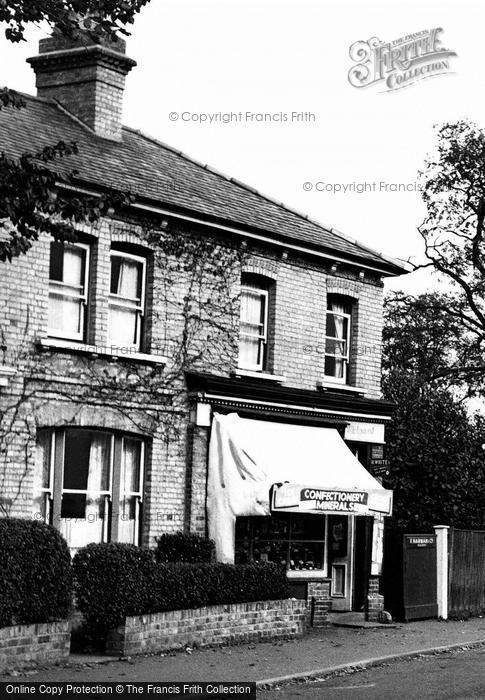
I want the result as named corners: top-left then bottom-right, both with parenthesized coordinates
top-left (0, 93), bottom-right (407, 275)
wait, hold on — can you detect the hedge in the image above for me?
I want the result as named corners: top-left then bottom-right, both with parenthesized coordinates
top-left (73, 543), bottom-right (289, 632)
top-left (0, 518), bottom-right (73, 628)
top-left (155, 532), bottom-right (215, 564)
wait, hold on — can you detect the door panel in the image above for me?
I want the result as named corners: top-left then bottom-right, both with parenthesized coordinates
top-left (329, 515), bottom-right (354, 611)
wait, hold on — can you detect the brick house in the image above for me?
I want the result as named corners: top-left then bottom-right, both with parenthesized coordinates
top-left (0, 32), bottom-right (407, 617)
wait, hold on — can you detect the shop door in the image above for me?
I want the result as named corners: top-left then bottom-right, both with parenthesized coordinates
top-left (353, 516), bottom-right (373, 611)
top-left (328, 515), bottom-right (354, 611)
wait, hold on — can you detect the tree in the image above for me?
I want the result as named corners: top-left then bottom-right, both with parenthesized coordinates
top-left (0, 1), bottom-right (150, 43)
top-left (383, 289), bottom-right (485, 399)
top-left (0, 1), bottom-right (152, 260)
top-left (407, 120), bottom-right (485, 390)
top-left (0, 136), bottom-right (134, 260)
top-left (382, 293), bottom-right (485, 531)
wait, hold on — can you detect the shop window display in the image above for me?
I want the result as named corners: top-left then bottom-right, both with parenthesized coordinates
top-left (235, 514), bottom-right (326, 570)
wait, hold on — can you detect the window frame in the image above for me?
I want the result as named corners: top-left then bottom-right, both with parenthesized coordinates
top-left (119, 436), bottom-right (145, 545)
top-left (108, 250), bottom-right (147, 351)
top-left (34, 428), bottom-right (145, 549)
top-left (324, 299), bottom-right (352, 384)
top-left (48, 241), bottom-right (90, 342)
top-left (238, 283), bottom-right (269, 372)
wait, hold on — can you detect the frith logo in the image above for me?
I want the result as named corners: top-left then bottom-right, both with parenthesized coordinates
top-left (348, 28), bottom-right (457, 92)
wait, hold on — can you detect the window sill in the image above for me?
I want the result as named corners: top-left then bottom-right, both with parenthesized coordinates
top-left (317, 380), bottom-right (366, 395)
top-left (37, 337), bottom-right (168, 366)
top-left (232, 368), bottom-right (286, 383)
top-left (286, 570), bottom-right (330, 580)
top-left (0, 365), bottom-right (17, 387)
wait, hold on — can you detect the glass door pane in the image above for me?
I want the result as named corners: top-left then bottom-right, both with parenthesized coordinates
top-left (60, 430), bottom-right (111, 553)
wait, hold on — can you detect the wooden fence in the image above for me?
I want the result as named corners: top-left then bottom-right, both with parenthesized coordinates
top-left (449, 528), bottom-right (485, 618)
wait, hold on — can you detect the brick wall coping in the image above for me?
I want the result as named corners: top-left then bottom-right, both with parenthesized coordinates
top-left (123, 598), bottom-right (304, 627)
top-left (37, 337), bottom-right (168, 366)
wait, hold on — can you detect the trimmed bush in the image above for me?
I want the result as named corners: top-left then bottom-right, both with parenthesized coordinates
top-left (73, 543), bottom-right (159, 633)
top-left (73, 542), bottom-right (289, 632)
top-left (0, 518), bottom-right (72, 628)
top-left (155, 532), bottom-right (215, 564)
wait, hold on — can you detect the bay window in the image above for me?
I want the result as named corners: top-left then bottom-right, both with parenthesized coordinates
top-left (324, 296), bottom-right (352, 383)
top-left (48, 241), bottom-right (89, 341)
top-left (108, 250), bottom-right (146, 350)
top-left (238, 281), bottom-right (269, 371)
top-left (34, 428), bottom-right (145, 554)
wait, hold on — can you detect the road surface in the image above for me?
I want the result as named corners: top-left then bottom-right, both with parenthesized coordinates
top-left (258, 647), bottom-right (485, 699)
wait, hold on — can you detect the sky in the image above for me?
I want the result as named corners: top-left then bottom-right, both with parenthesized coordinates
top-left (1, 0), bottom-right (484, 294)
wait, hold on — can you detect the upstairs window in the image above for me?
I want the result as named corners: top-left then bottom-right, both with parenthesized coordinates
top-left (239, 280), bottom-right (269, 371)
top-left (48, 241), bottom-right (89, 341)
top-left (324, 296), bottom-right (352, 383)
top-left (108, 251), bottom-right (146, 350)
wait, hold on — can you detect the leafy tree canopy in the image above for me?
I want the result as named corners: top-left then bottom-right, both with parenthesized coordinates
top-left (403, 120), bottom-right (485, 391)
top-left (383, 292), bottom-right (485, 530)
top-left (0, 1), bottom-right (150, 43)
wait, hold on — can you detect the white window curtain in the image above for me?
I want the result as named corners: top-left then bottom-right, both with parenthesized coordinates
top-left (48, 244), bottom-right (87, 339)
top-left (239, 285), bottom-right (267, 370)
top-left (118, 439), bottom-right (142, 545)
top-left (114, 258), bottom-right (140, 299)
top-left (325, 298), bottom-right (350, 381)
top-left (33, 431), bottom-right (51, 522)
top-left (108, 255), bottom-right (145, 349)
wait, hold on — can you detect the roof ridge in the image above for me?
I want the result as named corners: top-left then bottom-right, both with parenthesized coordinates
top-left (122, 125), bottom-right (402, 268)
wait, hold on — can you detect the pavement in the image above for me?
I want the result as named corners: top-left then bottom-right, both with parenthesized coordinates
top-left (2, 617), bottom-right (485, 685)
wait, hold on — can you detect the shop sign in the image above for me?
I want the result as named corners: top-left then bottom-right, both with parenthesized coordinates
top-left (271, 483), bottom-right (393, 516)
top-left (370, 459), bottom-right (389, 467)
top-left (344, 422), bottom-right (385, 444)
top-left (405, 535), bottom-right (436, 548)
top-left (370, 461), bottom-right (390, 478)
top-left (371, 445), bottom-right (384, 460)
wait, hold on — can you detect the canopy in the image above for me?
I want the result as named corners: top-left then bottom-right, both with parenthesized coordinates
top-left (207, 412), bottom-right (392, 563)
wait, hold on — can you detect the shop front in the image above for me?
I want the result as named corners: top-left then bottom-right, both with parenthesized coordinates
top-left (207, 411), bottom-right (392, 613)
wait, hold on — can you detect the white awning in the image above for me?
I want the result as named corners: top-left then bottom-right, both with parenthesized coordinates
top-left (207, 412), bottom-right (392, 563)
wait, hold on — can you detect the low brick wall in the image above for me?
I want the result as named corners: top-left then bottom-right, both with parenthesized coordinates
top-left (0, 621), bottom-right (71, 673)
top-left (106, 599), bottom-right (307, 657)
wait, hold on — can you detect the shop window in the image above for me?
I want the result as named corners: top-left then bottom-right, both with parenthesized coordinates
top-left (235, 514), bottom-right (326, 571)
top-left (108, 250), bottom-right (147, 350)
top-left (324, 295), bottom-right (352, 383)
top-left (238, 278), bottom-right (270, 372)
top-left (48, 241), bottom-right (90, 341)
top-left (34, 428), bottom-right (145, 554)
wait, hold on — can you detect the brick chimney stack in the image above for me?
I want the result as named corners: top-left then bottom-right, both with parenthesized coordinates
top-left (27, 32), bottom-right (136, 141)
